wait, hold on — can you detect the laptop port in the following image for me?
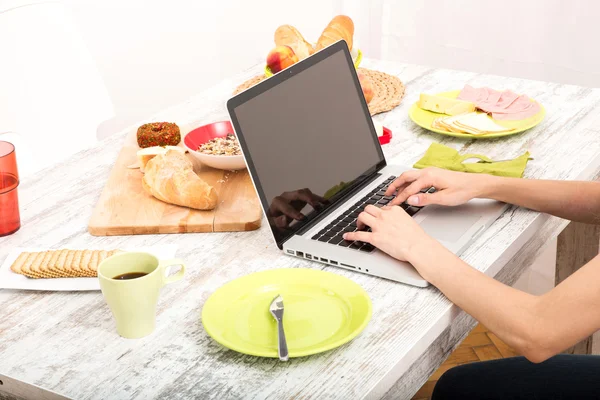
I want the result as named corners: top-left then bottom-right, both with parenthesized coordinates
top-left (320, 257), bottom-right (328, 262)
top-left (296, 251), bottom-right (304, 257)
top-left (287, 250), bottom-right (294, 255)
top-left (306, 254), bottom-right (312, 260)
top-left (341, 263), bottom-right (356, 269)
top-left (330, 260), bottom-right (338, 265)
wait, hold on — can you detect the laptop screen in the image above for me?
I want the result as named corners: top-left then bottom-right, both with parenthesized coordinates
top-left (229, 44), bottom-right (385, 247)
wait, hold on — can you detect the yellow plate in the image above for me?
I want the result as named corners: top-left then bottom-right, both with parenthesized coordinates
top-left (202, 268), bottom-right (372, 358)
top-left (265, 48), bottom-right (363, 77)
top-left (409, 90), bottom-right (546, 139)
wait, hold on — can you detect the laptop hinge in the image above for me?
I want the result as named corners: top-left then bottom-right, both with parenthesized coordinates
top-left (290, 171), bottom-right (383, 241)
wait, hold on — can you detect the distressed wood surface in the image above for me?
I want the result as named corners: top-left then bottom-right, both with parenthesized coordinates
top-left (88, 129), bottom-right (262, 236)
top-left (556, 222), bottom-right (600, 355)
top-left (1, 60), bottom-right (600, 400)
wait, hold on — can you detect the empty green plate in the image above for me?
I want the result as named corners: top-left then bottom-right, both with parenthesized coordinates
top-left (202, 268), bottom-right (372, 358)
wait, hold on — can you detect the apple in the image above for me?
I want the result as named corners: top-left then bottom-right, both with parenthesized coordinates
top-left (357, 71), bottom-right (374, 104)
top-left (266, 45), bottom-right (299, 74)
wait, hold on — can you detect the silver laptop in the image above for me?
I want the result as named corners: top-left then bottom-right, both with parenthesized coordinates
top-left (227, 41), bottom-right (507, 287)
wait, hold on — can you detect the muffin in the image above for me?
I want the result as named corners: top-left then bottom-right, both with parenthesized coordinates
top-left (136, 122), bottom-right (181, 148)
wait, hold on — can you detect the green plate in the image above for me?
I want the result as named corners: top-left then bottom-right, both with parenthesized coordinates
top-left (202, 268), bottom-right (372, 358)
top-left (408, 90), bottom-right (546, 139)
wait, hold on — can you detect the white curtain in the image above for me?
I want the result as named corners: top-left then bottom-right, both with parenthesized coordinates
top-left (341, 0), bottom-right (600, 88)
top-left (0, 0), bottom-right (114, 175)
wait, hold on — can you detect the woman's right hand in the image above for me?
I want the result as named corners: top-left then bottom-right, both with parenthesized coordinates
top-left (386, 167), bottom-right (493, 207)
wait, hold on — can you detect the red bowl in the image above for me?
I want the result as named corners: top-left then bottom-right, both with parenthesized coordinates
top-left (184, 121), bottom-right (246, 170)
top-left (184, 121), bottom-right (234, 149)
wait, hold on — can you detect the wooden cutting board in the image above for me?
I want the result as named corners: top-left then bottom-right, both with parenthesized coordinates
top-left (89, 131), bottom-right (262, 236)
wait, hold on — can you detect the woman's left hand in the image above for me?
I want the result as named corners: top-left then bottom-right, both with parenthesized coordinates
top-left (342, 204), bottom-right (434, 263)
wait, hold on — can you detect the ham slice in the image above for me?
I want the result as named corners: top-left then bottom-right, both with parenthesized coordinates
top-left (457, 85), bottom-right (540, 120)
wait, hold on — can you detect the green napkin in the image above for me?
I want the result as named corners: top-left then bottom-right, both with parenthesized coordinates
top-left (413, 142), bottom-right (531, 177)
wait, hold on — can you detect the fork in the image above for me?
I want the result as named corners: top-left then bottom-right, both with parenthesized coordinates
top-left (269, 294), bottom-right (289, 361)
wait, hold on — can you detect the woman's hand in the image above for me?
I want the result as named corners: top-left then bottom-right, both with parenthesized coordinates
top-left (385, 167), bottom-right (492, 207)
top-left (342, 205), bottom-right (435, 263)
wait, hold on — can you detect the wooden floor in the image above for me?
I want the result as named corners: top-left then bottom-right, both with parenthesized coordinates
top-left (411, 324), bottom-right (519, 400)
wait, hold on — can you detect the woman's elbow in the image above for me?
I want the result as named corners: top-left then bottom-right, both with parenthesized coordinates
top-left (515, 327), bottom-right (558, 364)
top-left (521, 347), bottom-right (555, 364)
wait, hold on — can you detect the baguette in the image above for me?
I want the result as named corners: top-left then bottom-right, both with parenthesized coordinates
top-left (274, 25), bottom-right (314, 60)
top-left (316, 15), bottom-right (354, 51)
top-left (136, 146), bottom-right (185, 173)
top-left (142, 150), bottom-right (218, 210)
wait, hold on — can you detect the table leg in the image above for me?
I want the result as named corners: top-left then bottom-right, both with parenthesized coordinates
top-left (555, 221), bottom-right (600, 355)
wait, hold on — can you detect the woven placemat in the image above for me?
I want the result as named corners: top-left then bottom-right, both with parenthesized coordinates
top-left (232, 68), bottom-right (405, 116)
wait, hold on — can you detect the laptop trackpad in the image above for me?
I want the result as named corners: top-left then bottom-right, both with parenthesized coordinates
top-left (418, 205), bottom-right (481, 243)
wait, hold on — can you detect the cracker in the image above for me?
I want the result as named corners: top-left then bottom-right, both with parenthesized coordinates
top-left (47, 250), bottom-right (63, 274)
top-left (81, 250), bottom-right (93, 276)
top-left (71, 250), bottom-right (85, 276)
top-left (21, 251), bottom-right (46, 279)
top-left (64, 250), bottom-right (77, 277)
top-left (33, 251), bottom-right (54, 278)
top-left (54, 249), bottom-right (70, 275)
top-left (10, 252), bottom-right (31, 275)
top-left (88, 250), bottom-right (100, 276)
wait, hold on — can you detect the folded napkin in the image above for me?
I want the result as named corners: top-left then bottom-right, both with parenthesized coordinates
top-left (413, 142), bottom-right (531, 177)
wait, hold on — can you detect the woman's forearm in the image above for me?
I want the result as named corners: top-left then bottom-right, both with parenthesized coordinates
top-left (478, 176), bottom-right (600, 224)
top-left (410, 239), bottom-right (546, 361)
top-left (410, 238), bottom-right (600, 362)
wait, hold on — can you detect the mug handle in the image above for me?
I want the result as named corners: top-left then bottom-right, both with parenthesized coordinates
top-left (159, 259), bottom-right (186, 285)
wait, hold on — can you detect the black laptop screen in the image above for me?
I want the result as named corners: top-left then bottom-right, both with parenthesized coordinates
top-left (230, 46), bottom-right (384, 246)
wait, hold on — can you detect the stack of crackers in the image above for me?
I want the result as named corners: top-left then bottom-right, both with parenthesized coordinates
top-left (10, 250), bottom-right (120, 279)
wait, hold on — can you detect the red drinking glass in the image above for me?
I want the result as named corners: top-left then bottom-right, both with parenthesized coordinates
top-left (0, 141), bottom-right (20, 236)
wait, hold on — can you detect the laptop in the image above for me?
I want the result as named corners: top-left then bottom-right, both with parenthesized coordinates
top-left (227, 41), bottom-right (507, 287)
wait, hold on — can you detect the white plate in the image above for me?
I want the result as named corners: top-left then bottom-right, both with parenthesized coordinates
top-left (0, 245), bottom-right (178, 291)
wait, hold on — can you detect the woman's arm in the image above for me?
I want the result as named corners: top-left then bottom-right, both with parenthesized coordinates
top-left (412, 238), bottom-right (600, 363)
top-left (387, 168), bottom-right (600, 224)
top-left (344, 205), bottom-right (600, 363)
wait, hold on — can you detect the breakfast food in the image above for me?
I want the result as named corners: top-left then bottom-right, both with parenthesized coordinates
top-left (458, 85), bottom-right (541, 120)
top-left (137, 146), bottom-right (186, 172)
top-left (10, 249), bottom-right (121, 278)
top-left (266, 16), bottom-right (356, 74)
top-left (136, 122), bottom-right (181, 148)
top-left (274, 25), bottom-right (314, 60)
top-left (266, 45), bottom-right (299, 74)
top-left (418, 93), bottom-right (476, 115)
top-left (357, 71), bottom-right (374, 104)
top-left (432, 112), bottom-right (514, 135)
top-left (198, 134), bottom-right (241, 156)
top-left (142, 150), bottom-right (218, 210)
top-left (316, 15), bottom-right (354, 51)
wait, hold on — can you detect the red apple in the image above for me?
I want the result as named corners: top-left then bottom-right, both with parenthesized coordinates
top-left (267, 45), bottom-right (299, 74)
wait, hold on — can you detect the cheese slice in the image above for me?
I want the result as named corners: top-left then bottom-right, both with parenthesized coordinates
top-left (373, 121), bottom-right (384, 137)
top-left (453, 113), bottom-right (513, 135)
top-left (418, 94), bottom-right (476, 115)
top-left (432, 112), bottom-right (514, 135)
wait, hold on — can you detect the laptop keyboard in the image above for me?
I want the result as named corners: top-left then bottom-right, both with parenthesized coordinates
top-left (310, 176), bottom-right (435, 253)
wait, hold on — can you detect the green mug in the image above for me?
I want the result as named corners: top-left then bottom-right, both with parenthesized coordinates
top-left (98, 252), bottom-right (186, 339)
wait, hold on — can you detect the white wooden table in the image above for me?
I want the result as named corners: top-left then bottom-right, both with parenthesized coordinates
top-left (1, 60), bottom-right (600, 400)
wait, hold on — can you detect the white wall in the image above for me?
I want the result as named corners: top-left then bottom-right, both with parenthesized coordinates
top-left (65, 0), bottom-right (344, 126)
top-left (379, 0), bottom-right (600, 88)
top-left (63, 0), bottom-right (600, 133)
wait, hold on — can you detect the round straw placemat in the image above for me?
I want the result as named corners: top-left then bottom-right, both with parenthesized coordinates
top-left (232, 68), bottom-right (405, 116)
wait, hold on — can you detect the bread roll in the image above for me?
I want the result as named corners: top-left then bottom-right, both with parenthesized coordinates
top-left (316, 15), bottom-right (354, 51)
top-left (274, 25), bottom-right (314, 60)
top-left (142, 150), bottom-right (218, 210)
